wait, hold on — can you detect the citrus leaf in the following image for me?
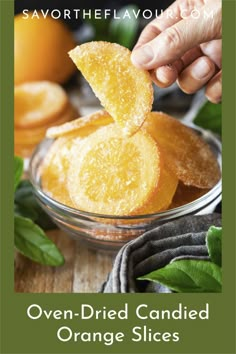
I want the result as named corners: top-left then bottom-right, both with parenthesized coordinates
top-left (206, 226), bottom-right (222, 266)
top-left (139, 260), bottom-right (222, 293)
top-left (14, 215), bottom-right (64, 266)
top-left (194, 101), bottom-right (221, 136)
top-left (15, 179), bottom-right (56, 230)
top-left (109, 5), bottom-right (139, 49)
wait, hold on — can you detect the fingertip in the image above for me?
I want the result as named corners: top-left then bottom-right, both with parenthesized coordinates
top-left (177, 56), bottom-right (216, 95)
top-left (130, 45), bottom-right (154, 68)
top-left (205, 71), bottom-right (222, 103)
top-left (205, 95), bottom-right (221, 104)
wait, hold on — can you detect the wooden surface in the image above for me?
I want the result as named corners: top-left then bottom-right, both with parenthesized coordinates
top-left (14, 229), bottom-right (115, 293)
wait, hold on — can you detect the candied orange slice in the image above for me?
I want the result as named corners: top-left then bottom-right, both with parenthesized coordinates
top-left (14, 103), bottom-right (77, 145)
top-left (169, 182), bottom-right (209, 209)
top-left (46, 110), bottom-right (113, 138)
top-left (69, 42), bottom-right (153, 136)
top-left (14, 143), bottom-right (36, 158)
top-left (14, 81), bottom-right (69, 128)
top-left (67, 124), bottom-right (160, 215)
top-left (142, 112), bottom-right (221, 189)
top-left (137, 168), bottom-right (178, 214)
top-left (40, 136), bottom-right (81, 207)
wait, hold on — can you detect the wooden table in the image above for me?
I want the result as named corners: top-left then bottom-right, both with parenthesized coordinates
top-left (15, 229), bottom-right (115, 293)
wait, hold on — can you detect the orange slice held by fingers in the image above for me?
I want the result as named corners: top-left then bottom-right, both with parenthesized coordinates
top-left (69, 42), bottom-right (153, 136)
top-left (67, 124), bottom-right (161, 215)
top-left (142, 112), bottom-right (221, 189)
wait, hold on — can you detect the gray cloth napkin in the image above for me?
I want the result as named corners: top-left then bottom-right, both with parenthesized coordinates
top-left (101, 214), bottom-right (221, 293)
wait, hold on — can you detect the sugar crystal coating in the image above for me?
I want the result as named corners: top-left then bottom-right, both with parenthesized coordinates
top-left (14, 81), bottom-right (68, 128)
top-left (46, 110), bottom-right (113, 138)
top-left (67, 124), bottom-right (160, 215)
top-left (40, 135), bottom-right (81, 207)
top-left (69, 42), bottom-right (153, 136)
top-left (142, 112), bottom-right (221, 189)
top-left (137, 167), bottom-right (178, 214)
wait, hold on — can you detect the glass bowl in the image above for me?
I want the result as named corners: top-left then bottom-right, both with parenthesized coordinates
top-left (29, 124), bottom-right (222, 252)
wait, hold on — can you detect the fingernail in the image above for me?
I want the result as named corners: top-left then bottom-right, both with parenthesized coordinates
top-left (131, 45), bottom-right (154, 66)
top-left (156, 65), bottom-right (175, 85)
top-left (192, 59), bottom-right (213, 80)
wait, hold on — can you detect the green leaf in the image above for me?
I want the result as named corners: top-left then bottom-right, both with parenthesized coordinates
top-left (206, 226), bottom-right (222, 267)
top-left (139, 260), bottom-right (222, 293)
top-left (14, 215), bottom-right (64, 266)
top-left (15, 203), bottom-right (38, 221)
top-left (15, 179), bottom-right (56, 230)
top-left (194, 101), bottom-right (221, 136)
top-left (14, 156), bottom-right (23, 192)
top-left (109, 5), bottom-right (139, 49)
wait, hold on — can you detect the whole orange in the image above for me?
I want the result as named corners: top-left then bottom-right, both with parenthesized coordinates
top-left (14, 13), bottom-right (76, 84)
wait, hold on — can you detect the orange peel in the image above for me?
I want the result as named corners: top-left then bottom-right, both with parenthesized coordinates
top-left (69, 42), bottom-right (153, 136)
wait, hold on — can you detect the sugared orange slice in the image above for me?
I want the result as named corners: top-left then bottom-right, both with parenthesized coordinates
top-left (14, 81), bottom-right (69, 128)
top-left (69, 42), bottom-right (153, 136)
top-left (67, 124), bottom-right (160, 215)
top-left (46, 110), bottom-right (113, 138)
top-left (15, 103), bottom-right (77, 145)
top-left (142, 112), bottom-right (221, 189)
top-left (40, 136), bottom-right (81, 207)
top-left (137, 168), bottom-right (178, 214)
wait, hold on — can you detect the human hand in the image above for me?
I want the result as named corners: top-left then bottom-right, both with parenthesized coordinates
top-left (131, 0), bottom-right (222, 103)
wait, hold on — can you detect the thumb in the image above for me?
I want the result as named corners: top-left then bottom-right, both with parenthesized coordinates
top-left (131, 2), bottom-right (222, 69)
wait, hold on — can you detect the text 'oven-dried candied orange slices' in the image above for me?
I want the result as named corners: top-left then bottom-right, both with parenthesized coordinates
top-left (69, 41), bottom-right (153, 136)
top-left (142, 112), bottom-right (221, 189)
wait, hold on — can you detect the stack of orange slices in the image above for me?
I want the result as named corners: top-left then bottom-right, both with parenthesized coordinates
top-left (41, 42), bottom-right (221, 216)
top-left (14, 81), bottom-right (78, 158)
